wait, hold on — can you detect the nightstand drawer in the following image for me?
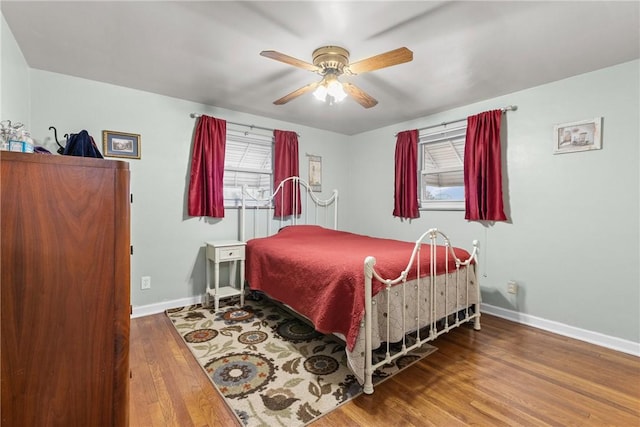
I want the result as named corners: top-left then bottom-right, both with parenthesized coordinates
top-left (216, 246), bottom-right (245, 261)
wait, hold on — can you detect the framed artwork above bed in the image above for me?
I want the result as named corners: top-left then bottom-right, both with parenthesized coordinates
top-left (308, 155), bottom-right (322, 192)
top-left (553, 117), bottom-right (602, 154)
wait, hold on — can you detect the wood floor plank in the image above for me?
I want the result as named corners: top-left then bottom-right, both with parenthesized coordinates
top-left (436, 326), bottom-right (640, 422)
top-left (433, 328), bottom-right (639, 425)
top-left (397, 361), bottom-right (557, 426)
top-left (129, 312), bottom-right (640, 426)
top-left (129, 320), bottom-right (156, 427)
top-left (152, 318), bottom-right (208, 427)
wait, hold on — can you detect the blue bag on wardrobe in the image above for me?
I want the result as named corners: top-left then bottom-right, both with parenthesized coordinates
top-left (63, 130), bottom-right (103, 158)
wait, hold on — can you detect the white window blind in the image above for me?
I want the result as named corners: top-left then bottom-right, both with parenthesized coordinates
top-left (223, 130), bottom-right (273, 207)
top-left (420, 124), bottom-right (466, 210)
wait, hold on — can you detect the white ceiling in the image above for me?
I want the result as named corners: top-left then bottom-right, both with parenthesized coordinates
top-left (2, 1), bottom-right (639, 135)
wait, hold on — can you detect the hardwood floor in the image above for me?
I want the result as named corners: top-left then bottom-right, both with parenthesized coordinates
top-left (130, 313), bottom-right (640, 426)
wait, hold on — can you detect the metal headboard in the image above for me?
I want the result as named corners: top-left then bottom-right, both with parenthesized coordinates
top-left (240, 176), bottom-right (338, 241)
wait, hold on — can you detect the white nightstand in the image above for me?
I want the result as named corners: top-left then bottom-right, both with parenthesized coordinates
top-left (205, 240), bottom-right (246, 312)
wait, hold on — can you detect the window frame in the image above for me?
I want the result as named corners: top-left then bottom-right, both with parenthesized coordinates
top-left (418, 124), bottom-right (467, 211)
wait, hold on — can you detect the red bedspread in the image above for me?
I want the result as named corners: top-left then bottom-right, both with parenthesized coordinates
top-left (245, 225), bottom-right (472, 351)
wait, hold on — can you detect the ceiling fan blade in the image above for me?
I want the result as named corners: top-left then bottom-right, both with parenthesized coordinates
top-left (260, 50), bottom-right (319, 72)
top-left (346, 47), bottom-right (413, 75)
top-left (342, 83), bottom-right (378, 108)
top-left (273, 81), bottom-right (320, 105)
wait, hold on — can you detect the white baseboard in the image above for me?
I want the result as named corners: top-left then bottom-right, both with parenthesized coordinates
top-left (132, 297), bottom-right (639, 357)
top-left (481, 303), bottom-right (640, 357)
top-left (131, 295), bottom-right (204, 318)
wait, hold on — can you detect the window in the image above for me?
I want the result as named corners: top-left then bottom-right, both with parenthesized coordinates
top-left (419, 124), bottom-right (467, 210)
top-left (223, 130), bottom-right (273, 207)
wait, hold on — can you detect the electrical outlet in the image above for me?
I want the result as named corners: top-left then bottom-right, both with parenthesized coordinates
top-left (507, 280), bottom-right (518, 295)
top-left (141, 276), bottom-right (151, 290)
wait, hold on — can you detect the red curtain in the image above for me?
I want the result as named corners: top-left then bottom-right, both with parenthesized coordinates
top-left (274, 130), bottom-right (301, 217)
top-left (187, 115), bottom-right (226, 218)
top-left (464, 109), bottom-right (507, 221)
top-left (393, 129), bottom-right (420, 219)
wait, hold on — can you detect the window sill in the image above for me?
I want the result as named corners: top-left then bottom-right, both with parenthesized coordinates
top-left (420, 201), bottom-right (464, 211)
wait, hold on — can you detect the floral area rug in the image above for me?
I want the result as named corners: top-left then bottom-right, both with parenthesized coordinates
top-left (166, 295), bottom-right (437, 427)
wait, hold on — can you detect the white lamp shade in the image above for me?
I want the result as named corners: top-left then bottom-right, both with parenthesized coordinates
top-left (313, 84), bottom-right (328, 101)
top-left (327, 80), bottom-right (347, 102)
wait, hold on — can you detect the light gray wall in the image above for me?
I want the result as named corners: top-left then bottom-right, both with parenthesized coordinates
top-left (28, 69), bottom-right (351, 307)
top-left (345, 60), bottom-right (639, 343)
top-left (1, 13), bottom-right (30, 125)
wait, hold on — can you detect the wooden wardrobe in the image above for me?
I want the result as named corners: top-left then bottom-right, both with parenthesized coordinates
top-left (1, 152), bottom-right (130, 426)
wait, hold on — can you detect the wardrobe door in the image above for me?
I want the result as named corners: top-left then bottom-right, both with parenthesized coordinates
top-left (1, 153), bottom-right (130, 427)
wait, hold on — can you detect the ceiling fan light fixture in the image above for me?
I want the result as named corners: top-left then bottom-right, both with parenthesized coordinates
top-left (313, 73), bottom-right (347, 104)
top-left (262, 45), bottom-right (411, 108)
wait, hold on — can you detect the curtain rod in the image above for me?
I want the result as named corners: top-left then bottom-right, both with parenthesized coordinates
top-left (395, 104), bottom-right (518, 136)
top-left (190, 113), bottom-right (300, 137)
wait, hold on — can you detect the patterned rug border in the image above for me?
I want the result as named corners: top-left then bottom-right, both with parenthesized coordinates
top-left (166, 297), bottom-right (437, 427)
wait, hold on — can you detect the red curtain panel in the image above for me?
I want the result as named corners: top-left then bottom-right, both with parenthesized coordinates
top-left (393, 129), bottom-right (420, 219)
top-left (188, 115), bottom-right (226, 218)
top-left (273, 130), bottom-right (301, 217)
top-left (464, 110), bottom-right (507, 221)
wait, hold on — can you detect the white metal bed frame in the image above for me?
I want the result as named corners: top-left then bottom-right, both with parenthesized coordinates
top-left (240, 176), bottom-right (481, 394)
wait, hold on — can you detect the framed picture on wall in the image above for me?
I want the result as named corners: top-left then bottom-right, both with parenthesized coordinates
top-left (553, 117), bottom-right (602, 154)
top-left (308, 155), bottom-right (322, 192)
top-left (103, 130), bottom-right (141, 159)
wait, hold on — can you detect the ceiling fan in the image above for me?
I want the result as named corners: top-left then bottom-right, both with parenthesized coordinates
top-left (260, 46), bottom-right (413, 108)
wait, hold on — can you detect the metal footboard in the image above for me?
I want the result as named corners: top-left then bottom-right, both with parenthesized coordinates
top-left (362, 228), bottom-right (480, 394)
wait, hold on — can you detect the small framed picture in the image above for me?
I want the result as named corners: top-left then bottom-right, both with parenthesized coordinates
top-left (308, 155), bottom-right (322, 192)
top-left (553, 117), bottom-right (602, 154)
top-left (102, 130), bottom-right (141, 159)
